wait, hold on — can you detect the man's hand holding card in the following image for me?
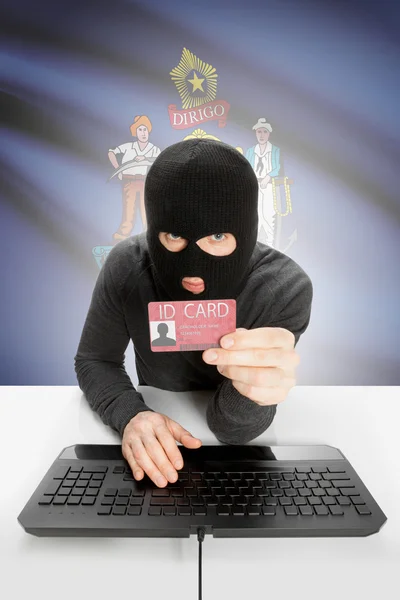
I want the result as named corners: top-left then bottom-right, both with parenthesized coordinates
top-left (202, 326), bottom-right (299, 407)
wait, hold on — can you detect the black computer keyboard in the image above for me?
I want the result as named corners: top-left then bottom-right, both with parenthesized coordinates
top-left (37, 463), bottom-right (372, 519)
top-left (18, 444), bottom-right (387, 537)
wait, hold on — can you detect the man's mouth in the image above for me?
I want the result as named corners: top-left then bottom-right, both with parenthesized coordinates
top-left (182, 277), bottom-right (205, 294)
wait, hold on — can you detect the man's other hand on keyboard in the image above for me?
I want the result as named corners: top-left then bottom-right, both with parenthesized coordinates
top-left (122, 411), bottom-right (202, 487)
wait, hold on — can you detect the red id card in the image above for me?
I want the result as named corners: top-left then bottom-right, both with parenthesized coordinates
top-left (148, 299), bottom-right (236, 352)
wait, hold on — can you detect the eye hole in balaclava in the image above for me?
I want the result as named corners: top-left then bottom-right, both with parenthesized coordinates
top-left (145, 138), bottom-right (259, 302)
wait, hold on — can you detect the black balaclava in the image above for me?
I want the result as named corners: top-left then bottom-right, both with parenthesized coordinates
top-left (144, 138), bottom-right (259, 302)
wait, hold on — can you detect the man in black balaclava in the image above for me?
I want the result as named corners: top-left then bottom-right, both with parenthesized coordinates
top-left (144, 138), bottom-right (259, 301)
top-left (74, 136), bottom-right (313, 490)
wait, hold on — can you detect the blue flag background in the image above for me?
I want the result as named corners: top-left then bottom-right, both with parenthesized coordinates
top-left (1, 0), bottom-right (399, 385)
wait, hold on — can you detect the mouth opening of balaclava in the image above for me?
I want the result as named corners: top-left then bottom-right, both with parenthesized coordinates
top-left (144, 138), bottom-right (259, 302)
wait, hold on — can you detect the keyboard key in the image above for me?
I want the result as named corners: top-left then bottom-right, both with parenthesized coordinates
top-left (312, 489), bottom-right (326, 496)
top-left (193, 507), bottom-right (207, 516)
top-left (279, 497), bottom-right (293, 506)
top-left (104, 488), bottom-right (118, 497)
top-left (311, 466), bottom-right (328, 473)
top-left (293, 497), bottom-right (307, 506)
top-left (112, 506), bottom-right (127, 515)
top-left (89, 466), bottom-right (108, 473)
top-left (329, 505), bottom-right (344, 515)
top-left (71, 489), bottom-right (84, 496)
top-left (81, 497), bottom-right (96, 505)
top-left (315, 505), bottom-right (329, 515)
top-left (292, 481), bottom-right (304, 489)
top-left (299, 506), bottom-right (313, 515)
top-left (247, 507), bottom-right (261, 516)
top-left (234, 495), bottom-right (248, 505)
top-left (338, 488), bottom-right (359, 496)
top-left (217, 506), bottom-right (230, 515)
top-left (69, 467), bottom-right (83, 473)
top-left (296, 467), bottom-right (312, 473)
top-left (254, 472), bottom-right (268, 480)
top-left (79, 473), bottom-right (91, 480)
top-left (92, 473), bottom-right (105, 481)
top-left (264, 498), bottom-right (278, 506)
top-left (298, 489), bottom-right (312, 497)
top-left (163, 507), bottom-right (177, 516)
top-left (53, 496), bottom-right (67, 505)
top-left (305, 481), bottom-right (318, 488)
top-left (191, 499), bottom-right (205, 506)
top-left (331, 479), bottom-right (354, 488)
top-left (250, 497), bottom-right (263, 506)
top-left (350, 496), bottom-right (365, 505)
top-left (232, 506), bottom-right (245, 515)
top-left (101, 498), bottom-right (115, 505)
top-left (243, 473), bottom-right (254, 479)
top-left (150, 497), bottom-right (175, 506)
top-left (331, 480), bottom-right (354, 487)
top-left (132, 490), bottom-right (145, 497)
top-left (327, 466), bottom-right (346, 473)
top-left (129, 498), bottom-right (143, 506)
top-left (309, 473), bottom-right (322, 480)
top-left (271, 489), bottom-right (284, 497)
top-left (88, 481), bottom-right (102, 488)
top-left (75, 481), bottom-right (88, 488)
top-left (318, 481), bottom-right (332, 488)
top-left (115, 497), bottom-right (129, 506)
top-left (178, 507), bottom-right (192, 516)
top-left (38, 496), bottom-right (53, 505)
top-left (66, 473), bottom-right (79, 480)
top-left (127, 506), bottom-right (141, 516)
top-left (53, 467), bottom-right (70, 479)
top-left (296, 473), bottom-right (308, 481)
top-left (278, 481), bottom-right (291, 489)
top-left (270, 473), bottom-right (281, 481)
top-left (308, 497), bottom-right (322, 505)
top-left (284, 506), bottom-right (299, 515)
top-left (177, 498), bottom-right (190, 506)
top-left (191, 473), bottom-right (202, 481)
top-left (118, 488), bottom-right (132, 497)
top-left (205, 497), bottom-right (219, 506)
top-left (326, 488), bottom-right (341, 496)
top-left (282, 473), bottom-right (295, 481)
top-left (98, 506), bottom-right (112, 515)
top-left (58, 487), bottom-right (71, 496)
top-left (113, 466), bottom-right (125, 474)
top-left (322, 496), bottom-right (337, 505)
top-left (44, 481), bottom-right (61, 495)
top-left (66, 497), bottom-right (81, 505)
top-left (84, 489), bottom-right (98, 496)
top-left (355, 505), bottom-right (372, 516)
top-left (148, 507), bottom-right (162, 516)
top-left (262, 506), bottom-right (276, 516)
top-left (322, 472), bottom-right (346, 481)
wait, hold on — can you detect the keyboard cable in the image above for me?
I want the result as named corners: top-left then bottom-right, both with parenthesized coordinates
top-left (197, 526), bottom-right (206, 600)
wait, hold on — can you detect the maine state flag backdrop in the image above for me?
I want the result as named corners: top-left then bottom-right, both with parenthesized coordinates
top-left (1, 0), bottom-right (399, 385)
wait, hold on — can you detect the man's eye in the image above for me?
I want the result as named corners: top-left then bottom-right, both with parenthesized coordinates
top-left (211, 233), bottom-right (226, 242)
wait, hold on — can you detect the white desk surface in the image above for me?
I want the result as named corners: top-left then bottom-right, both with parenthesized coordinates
top-left (1, 386), bottom-right (399, 600)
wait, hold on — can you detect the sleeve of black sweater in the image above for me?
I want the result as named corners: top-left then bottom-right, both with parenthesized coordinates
top-left (74, 248), bottom-right (155, 437)
top-left (205, 262), bottom-right (313, 445)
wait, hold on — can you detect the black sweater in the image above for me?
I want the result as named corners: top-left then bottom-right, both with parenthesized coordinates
top-left (74, 232), bottom-right (313, 443)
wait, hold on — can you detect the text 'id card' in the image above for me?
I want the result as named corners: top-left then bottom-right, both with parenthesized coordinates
top-left (148, 299), bottom-right (236, 352)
